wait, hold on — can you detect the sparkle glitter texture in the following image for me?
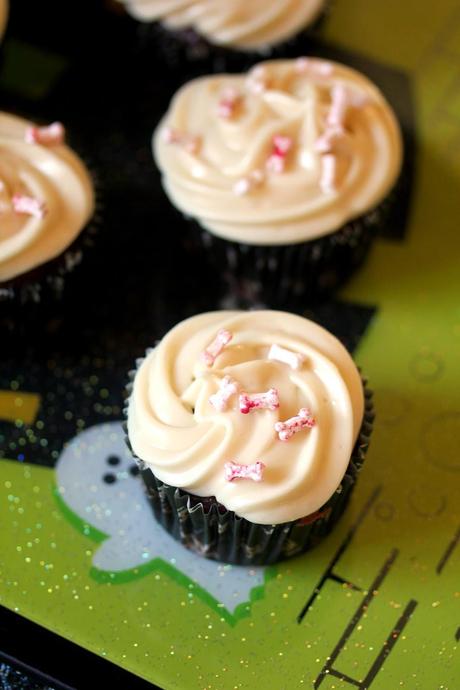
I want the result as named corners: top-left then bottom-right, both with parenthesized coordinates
top-left (1, 6), bottom-right (460, 688)
top-left (0, 663), bottom-right (56, 690)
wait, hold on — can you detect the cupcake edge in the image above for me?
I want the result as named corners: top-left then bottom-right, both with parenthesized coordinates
top-left (0, 158), bottom-right (103, 306)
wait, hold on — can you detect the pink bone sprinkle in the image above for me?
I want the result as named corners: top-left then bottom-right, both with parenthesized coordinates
top-left (12, 194), bottom-right (47, 219)
top-left (224, 460), bottom-right (266, 482)
top-left (201, 329), bottom-right (233, 367)
top-left (315, 126), bottom-right (343, 153)
top-left (163, 127), bottom-right (201, 154)
top-left (268, 343), bottom-right (305, 370)
top-left (266, 135), bottom-right (293, 174)
top-left (295, 57), bottom-right (333, 77)
top-left (217, 87), bottom-right (242, 119)
top-left (320, 154), bottom-right (336, 194)
top-left (247, 65), bottom-right (269, 94)
top-left (209, 375), bottom-right (239, 412)
top-left (233, 169), bottom-right (265, 196)
top-left (327, 84), bottom-right (349, 132)
top-left (327, 85), bottom-right (370, 133)
top-left (24, 122), bottom-right (65, 146)
top-left (239, 388), bottom-right (280, 415)
top-left (295, 57), bottom-right (312, 73)
top-left (275, 408), bottom-right (316, 441)
top-left (315, 61), bottom-right (334, 77)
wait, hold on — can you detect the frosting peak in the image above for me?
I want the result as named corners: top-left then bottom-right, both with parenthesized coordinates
top-left (127, 311), bottom-right (365, 524)
top-left (153, 59), bottom-right (403, 246)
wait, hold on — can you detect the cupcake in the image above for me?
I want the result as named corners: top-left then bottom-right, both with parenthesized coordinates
top-left (126, 310), bottom-right (374, 565)
top-left (115, 0), bottom-right (327, 65)
top-left (0, 0), bottom-right (8, 43)
top-left (153, 58), bottom-right (403, 303)
top-left (0, 112), bottom-right (96, 305)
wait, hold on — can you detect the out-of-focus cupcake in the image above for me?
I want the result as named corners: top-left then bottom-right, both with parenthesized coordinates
top-left (126, 310), bottom-right (374, 566)
top-left (0, 112), bottom-right (97, 305)
top-left (115, 0), bottom-right (327, 66)
top-left (0, 0), bottom-right (8, 49)
top-left (152, 58), bottom-right (403, 303)
top-left (0, 0), bottom-right (7, 36)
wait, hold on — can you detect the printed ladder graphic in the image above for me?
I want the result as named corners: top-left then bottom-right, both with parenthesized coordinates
top-left (297, 487), bottom-right (418, 688)
top-left (313, 548), bottom-right (417, 689)
top-left (436, 522), bottom-right (460, 643)
top-left (297, 486), bottom-right (382, 623)
top-left (436, 524), bottom-right (460, 575)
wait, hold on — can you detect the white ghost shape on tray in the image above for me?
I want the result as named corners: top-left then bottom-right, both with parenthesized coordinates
top-left (55, 421), bottom-right (269, 619)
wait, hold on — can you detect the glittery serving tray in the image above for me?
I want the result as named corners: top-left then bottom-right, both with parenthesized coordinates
top-left (1, 2), bottom-right (459, 689)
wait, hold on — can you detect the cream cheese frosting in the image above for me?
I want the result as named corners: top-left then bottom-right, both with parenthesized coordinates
top-left (127, 311), bottom-right (365, 525)
top-left (0, 0), bottom-right (8, 42)
top-left (153, 58), bottom-right (403, 246)
top-left (119, 0), bottom-right (325, 51)
top-left (0, 113), bottom-right (94, 283)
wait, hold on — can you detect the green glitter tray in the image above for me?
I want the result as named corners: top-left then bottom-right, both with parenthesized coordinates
top-left (1, 1), bottom-right (459, 689)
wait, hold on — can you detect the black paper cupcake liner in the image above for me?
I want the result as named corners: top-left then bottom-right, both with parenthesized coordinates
top-left (138, 5), bottom-right (329, 74)
top-left (125, 368), bottom-right (374, 566)
top-left (186, 174), bottom-right (402, 307)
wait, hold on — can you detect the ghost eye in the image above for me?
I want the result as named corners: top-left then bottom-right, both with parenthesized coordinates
top-left (107, 455), bottom-right (121, 466)
top-left (129, 465), bottom-right (140, 477)
top-left (103, 473), bottom-right (117, 484)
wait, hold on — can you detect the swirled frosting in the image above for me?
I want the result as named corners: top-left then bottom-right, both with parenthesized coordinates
top-left (0, 112), bottom-right (94, 282)
top-left (153, 58), bottom-right (402, 246)
top-left (119, 0), bottom-right (324, 50)
top-left (127, 311), bottom-right (364, 525)
top-left (0, 1), bottom-right (8, 41)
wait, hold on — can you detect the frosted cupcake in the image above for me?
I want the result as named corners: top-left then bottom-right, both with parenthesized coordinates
top-left (116, 0), bottom-right (326, 64)
top-left (126, 310), bottom-right (374, 565)
top-left (0, 0), bottom-right (8, 43)
top-left (153, 58), bottom-right (403, 302)
top-left (0, 112), bottom-right (96, 304)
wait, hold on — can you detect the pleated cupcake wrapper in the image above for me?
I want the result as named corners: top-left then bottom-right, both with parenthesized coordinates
top-left (139, 7), bottom-right (328, 73)
top-left (0, 158), bottom-right (103, 309)
top-left (187, 175), bottom-right (402, 307)
top-left (125, 358), bottom-right (374, 565)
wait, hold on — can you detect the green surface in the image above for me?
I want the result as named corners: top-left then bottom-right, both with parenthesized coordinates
top-left (1, 1), bottom-right (460, 688)
top-left (50, 481), bottom-right (276, 626)
top-left (0, 39), bottom-right (68, 100)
